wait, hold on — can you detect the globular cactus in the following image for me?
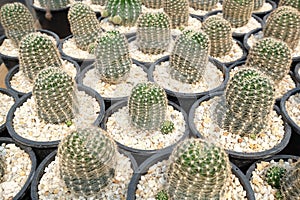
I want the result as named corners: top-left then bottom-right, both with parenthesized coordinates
top-left (246, 37), bottom-right (292, 84)
top-left (156, 190), bottom-right (168, 200)
top-left (33, 67), bottom-right (75, 124)
top-left (142, 0), bottom-right (163, 9)
top-left (166, 138), bottom-right (230, 199)
top-left (128, 82), bottom-right (168, 130)
top-left (136, 12), bottom-right (171, 55)
top-left (19, 32), bottom-right (62, 82)
top-left (281, 160), bottom-right (300, 199)
top-left (222, 0), bottom-right (254, 28)
top-left (91, 0), bottom-right (106, 6)
top-left (253, 0), bottom-right (264, 10)
top-left (163, 0), bottom-right (189, 28)
top-left (189, 0), bottom-right (218, 11)
top-left (170, 30), bottom-right (210, 84)
top-left (58, 127), bottom-right (117, 197)
top-left (265, 166), bottom-right (287, 189)
top-left (279, 0), bottom-right (300, 11)
top-left (68, 3), bottom-right (101, 51)
top-left (0, 2), bottom-right (35, 46)
top-left (94, 30), bottom-right (132, 84)
top-left (160, 120), bottom-right (175, 134)
top-left (38, 0), bottom-right (70, 9)
top-left (202, 16), bottom-right (233, 57)
top-left (263, 6), bottom-right (300, 50)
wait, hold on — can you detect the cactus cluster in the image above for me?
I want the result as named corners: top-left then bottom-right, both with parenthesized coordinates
top-left (38, 0), bottom-right (70, 9)
top-left (222, 0), bottom-right (254, 28)
top-left (265, 166), bottom-right (287, 189)
top-left (58, 127), bottom-right (117, 197)
top-left (163, 0), bottom-right (189, 28)
top-left (0, 2), bottom-right (35, 46)
top-left (253, 0), bottom-right (264, 10)
top-left (68, 3), bottom-right (101, 51)
top-left (263, 6), bottom-right (300, 51)
top-left (94, 30), bottom-right (132, 84)
top-left (19, 32), bottom-right (62, 82)
top-left (170, 30), bottom-right (210, 84)
top-left (281, 160), bottom-right (300, 199)
top-left (136, 12), bottom-right (171, 55)
top-left (202, 16), bottom-right (233, 57)
top-left (128, 82), bottom-right (168, 130)
top-left (91, 0), bottom-right (106, 6)
top-left (279, 0), bottom-right (300, 11)
top-left (188, 0), bottom-right (219, 11)
top-left (33, 67), bottom-right (75, 124)
top-left (142, 0), bottom-right (163, 9)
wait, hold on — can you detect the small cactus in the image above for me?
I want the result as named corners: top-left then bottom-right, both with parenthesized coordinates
top-left (265, 166), bottom-right (287, 189)
top-left (160, 120), bottom-right (175, 134)
top-left (142, 0), bottom-right (163, 9)
top-left (38, 0), bottom-right (70, 9)
top-left (188, 0), bottom-right (219, 11)
top-left (253, 0), bottom-right (264, 10)
top-left (91, 0), bottom-right (106, 6)
top-left (136, 12), bottom-right (171, 55)
top-left (170, 30), bottom-right (210, 84)
top-left (279, 0), bottom-right (300, 11)
top-left (281, 160), bottom-right (300, 199)
top-left (156, 190), bottom-right (169, 200)
top-left (163, 0), bottom-right (189, 28)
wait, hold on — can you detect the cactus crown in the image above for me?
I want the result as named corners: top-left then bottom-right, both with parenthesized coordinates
top-left (94, 30), bottom-right (132, 84)
top-left (279, 0), bottom-right (300, 11)
top-left (188, 0), bottom-right (219, 11)
top-left (33, 67), bottom-right (75, 124)
top-left (91, 0), bottom-right (106, 6)
top-left (136, 12), bottom-right (171, 55)
top-left (58, 127), bottom-right (117, 197)
top-left (163, 0), bottom-right (189, 28)
top-left (142, 0), bottom-right (163, 9)
top-left (38, 0), bottom-right (70, 9)
top-left (0, 2), bottom-right (35, 46)
top-left (128, 82), bottom-right (168, 130)
top-left (19, 32), bottom-right (62, 82)
top-left (166, 138), bottom-right (230, 199)
top-left (265, 166), bottom-right (287, 189)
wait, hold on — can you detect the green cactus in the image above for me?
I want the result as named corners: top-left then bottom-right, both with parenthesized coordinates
top-left (142, 0), bottom-right (163, 9)
top-left (222, 0), bottom-right (254, 28)
top-left (160, 120), bottom-right (175, 134)
top-left (202, 16), bottom-right (233, 57)
top-left (94, 30), bottom-right (132, 84)
top-left (68, 3), bottom-right (101, 51)
top-left (136, 12), bottom-right (171, 55)
top-left (0, 2), bottom-right (35, 46)
top-left (58, 127), bottom-right (117, 197)
top-left (38, 0), bottom-right (70, 9)
top-left (166, 138), bottom-right (230, 199)
top-left (281, 160), bottom-right (300, 199)
top-left (253, 0), bottom-right (264, 10)
top-left (91, 0), bottom-right (106, 6)
top-left (19, 32), bottom-right (62, 82)
top-left (170, 30), bottom-right (210, 84)
top-left (265, 166), bottom-right (287, 189)
top-left (156, 190), bottom-right (169, 200)
top-left (263, 6), bottom-right (300, 51)
top-left (33, 67), bottom-right (75, 124)
top-left (188, 0), bottom-right (219, 11)
top-left (163, 0), bottom-right (189, 28)
top-left (279, 0), bottom-right (300, 11)
top-left (128, 82), bottom-right (168, 130)
top-left (246, 37), bottom-right (292, 84)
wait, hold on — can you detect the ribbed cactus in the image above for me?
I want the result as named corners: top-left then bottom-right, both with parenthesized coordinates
top-left (246, 37), bottom-right (292, 84)
top-left (94, 30), bottom-right (132, 84)
top-left (68, 3), bottom-right (101, 51)
top-left (0, 157), bottom-right (5, 182)
top-left (166, 138), bottom-right (230, 199)
top-left (142, 0), bottom-right (163, 9)
top-left (160, 120), bottom-right (175, 134)
top-left (263, 6), bottom-right (300, 50)
top-left (265, 166), bottom-right (287, 189)
top-left (163, 0), bottom-right (189, 28)
top-left (128, 82), bottom-right (168, 130)
top-left (33, 67), bottom-right (75, 124)
top-left (0, 2), bottom-right (35, 46)
top-left (253, 0), bottom-right (263, 10)
top-left (136, 12), bottom-right (171, 55)
top-left (91, 0), bottom-right (106, 6)
top-left (222, 0), bottom-right (254, 28)
top-left (170, 30), bottom-right (210, 84)
top-left (19, 32), bottom-right (62, 82)
top-left (38, 0), bottom-right (70, 9)
top-left (202, 16), bottom-right (233, 57)
top-left (156, 190), bottom-right (168, 200)
top-left (281, 160), bottom-right (300, 199)
top-left (58, 127), bottom-right (117, 197)
top-left (189, 0), bottom-right (219, 11)
top-left (279, 0), bottom-right (300, 11)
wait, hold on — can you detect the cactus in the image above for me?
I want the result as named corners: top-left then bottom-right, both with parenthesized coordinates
top-left (38, 0), bottom-right (70, 9)
top-left (166, 138), bottom-right (230, 199)
top-left (202, 16), bottom-right (233, 57)
top-left (263, 6), bottom-right (300, 51)
top-left (58, 127), bottom-right (117, 197)
top-left (33, 67), bottom-right (75, 124)
top-left (265, 166), bottom-right (287, 189)
top-left (91, 0), bottom-right (106, 6)
top-left (68, 3), bottom-right (101, 51)
top-left (222, 0), bottom-right (254, 28)
top-left (0, 2), bottom-right (35, 46)
top-left (170, 30), bottom-right (210, 84)
top-left (0, 157), bottom-right (5, 182)
top-left (156, 190), bottom-right (169, 200)
top-left (142, 0), bottom-right (163, 9)
top-left (281, 160), bottom-right (300, 199)
top-left (160, 120), bottom-right (175, 134)
top-left (188, 0), bottom-right (219, 11)
top-left (19, 32), bottom-right (62, 82)
top-left (136, 12), bottom-right (171, 55)
top-left (128, 82), bottom-right (168, 130)
top-left (163, 0), bottom-right (189, 28)
top-left (246, 37), bottom-right (292, 84)
top-left (94, 30), bottom-right (132, 84)
top-left (253, 0), bottom-right (264, 10)
top-left (279, 0), bottom-right (300, 11)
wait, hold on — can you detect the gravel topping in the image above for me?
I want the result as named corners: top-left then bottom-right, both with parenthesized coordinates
top-left (62, 37), bottom-right (96, 60)
top-left (0, 93), bottom-right (14, 126)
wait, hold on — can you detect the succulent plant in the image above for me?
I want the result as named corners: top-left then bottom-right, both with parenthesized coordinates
top-left (246, 37), bottom-right (292, 84)
top-left (91, 0), bottom-right (106, 6)
top-left (156, 190), bottom-right (169, 200)
top-left (281, 160), bottom-right (300, 199)
top-left (38, 0), bottom-right (70, 9)
top-left (58, 127), bottom-right (117, 197)
top-left (160, 120), bottom-right (175, 134)
top-left (0, 2), bottom-right (35, 46)
top-left (136, 12), bottom-right (171, 55)
top-left (163, 0), bottom-right (189, 28)
top-left (279, 0), bottom-right (300, 11)
top-left (142, 0), bottom-right (163, 9)
top-left (128, 82), bottom-right (168, 130)
top-left (265, 166), bottom-right (287, 189)
top-left (188, 0), bottom-right (218, 11)
top-left (19, 32), bottom-right (62, 82)
top-left (94, 30), bottom-right (132, 84)
top-left (222, 0), bottom-right (254, 28)
top-left (33, 67), bottom-right (75, 124)
top-left (202, 16), bottom-right (233, 57)
top-left (166, 138), bottom-right (230, 199)
top-left (253, 0), bottom-right (263, 10)
top-left (170, 30), bottom-right (210, 84)
top-left (263, 6), bottom-right (300, 50)
top-left (68, 2), bottom-right (101, 51)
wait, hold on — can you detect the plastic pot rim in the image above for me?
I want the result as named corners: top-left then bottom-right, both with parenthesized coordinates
top-left (0, 88), bottom-right (18, 133)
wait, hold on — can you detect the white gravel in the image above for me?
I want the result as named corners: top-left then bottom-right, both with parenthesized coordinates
top-left (189, 3), bottom-right (223, 16)
top-left (61, 37), bottom-right (96, 60)
top-left (286, 92), bottom-right (300, 127)
top-left (211, 40), bottom-right (244, 63)
top-left (253, 1), bottom-right (273, 13)
top-left (0, 93), bottom-right (14, 126)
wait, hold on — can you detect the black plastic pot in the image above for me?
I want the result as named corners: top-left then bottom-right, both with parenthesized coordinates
top-left (252, 0), bottom-right (277, 20)
top-left (31, 148), bottom-right (138, 200)
top-left (6, 84), bottom-right (105, 163)
top-left (294, 63), bottom-right (300, 84)
top-left (127, 150), bottom-right (255, 200)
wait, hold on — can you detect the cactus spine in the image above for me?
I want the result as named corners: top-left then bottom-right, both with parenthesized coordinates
top-left (253, 0), bottom-right (264, 10)
top-left (38, 0), bottom-right (70, 9)
top-left (163, 0), bottom-right (189, 28)
top-left (279, 0), bottom-right (300, 11)
top-left (142, 0), bottom-right (163, 9)
top-left (265, 166), bottom-right (287, 189)
top-left (189, 0), bottom-right (219, 11)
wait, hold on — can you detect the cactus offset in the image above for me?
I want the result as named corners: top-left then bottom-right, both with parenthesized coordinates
top-left (253, 0), bottom-right (264, 10)
top-left (189, 0), bottom-right (218, 11)
top-left (38, 0), bottom-right (70, 9)
top-left (160, 120), bottom-right (175, 134)
top-left (163, 0), bottom-right (189, 28)
top-left (142, 0), bottom-right (163, 9)
top-left (279, 0), bottom-right (300, 11)
top-left (156, 190), bottom-right (168, 200)
top-left (91, 0), bottom-right (106, 6)
top-left (265, 166), bottom-right (287, 189)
